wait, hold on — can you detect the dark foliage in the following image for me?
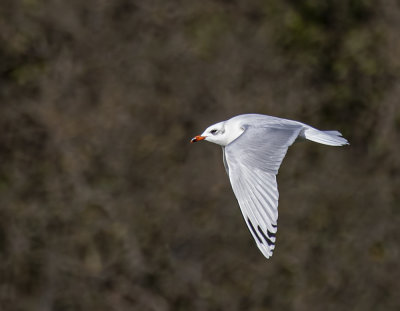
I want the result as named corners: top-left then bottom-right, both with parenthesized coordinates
top-left (0, 0), bottom-right (399, 310)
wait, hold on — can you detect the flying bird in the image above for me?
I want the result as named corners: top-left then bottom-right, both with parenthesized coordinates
top-left (191, 114), bottom-right (349, 259)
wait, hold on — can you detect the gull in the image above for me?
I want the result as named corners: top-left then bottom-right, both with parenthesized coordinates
top-left (191, 114), bottom-right (349, 259)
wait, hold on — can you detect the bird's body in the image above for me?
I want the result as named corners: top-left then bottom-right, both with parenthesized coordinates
top-left (191, 114), bottom-right (349, 259)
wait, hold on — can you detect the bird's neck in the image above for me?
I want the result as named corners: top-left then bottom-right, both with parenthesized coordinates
top-left (222, 124), bottom-right (245, 146)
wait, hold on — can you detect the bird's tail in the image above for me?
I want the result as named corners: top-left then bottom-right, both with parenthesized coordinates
top-left (302, 127), bottom-right (349, 146)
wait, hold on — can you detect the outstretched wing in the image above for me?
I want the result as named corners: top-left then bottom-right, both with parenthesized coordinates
top-left (224, 124), bottom-right (302, 258)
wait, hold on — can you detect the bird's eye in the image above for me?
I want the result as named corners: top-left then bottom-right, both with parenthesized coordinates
top-left (210, 129), bottom-right (218, 135)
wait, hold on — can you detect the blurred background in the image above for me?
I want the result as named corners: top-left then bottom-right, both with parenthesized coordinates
top-left (1, 0), bottom-right (399, 310)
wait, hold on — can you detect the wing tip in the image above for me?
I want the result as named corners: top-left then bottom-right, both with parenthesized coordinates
top-left (246, 217), bottom-right (278, 259)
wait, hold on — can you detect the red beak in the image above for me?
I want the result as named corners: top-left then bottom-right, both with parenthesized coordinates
top-left (190, 135), bottom-right (206, 143)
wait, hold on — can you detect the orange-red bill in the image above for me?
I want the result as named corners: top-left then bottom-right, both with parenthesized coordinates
top-left (190, 135), bottom-right (206, 143)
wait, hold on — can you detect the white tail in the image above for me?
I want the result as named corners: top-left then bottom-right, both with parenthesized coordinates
top-left (302, 127), bottom-right (349, 146)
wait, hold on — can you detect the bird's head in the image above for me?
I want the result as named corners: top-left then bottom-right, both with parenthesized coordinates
top-left (191, 120), bottom-right (244, 146)
top-left (190, 121), bottom-right (227, 146)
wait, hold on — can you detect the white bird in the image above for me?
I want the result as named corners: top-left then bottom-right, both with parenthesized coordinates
top-left (191, 114), bottom-right (349, 259)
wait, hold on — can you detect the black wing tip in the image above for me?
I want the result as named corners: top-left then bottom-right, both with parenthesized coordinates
top-left (246, 217), bottom-right (278, 248)
top-left (247, 217), bottom-right (263, 244)
top-left (267, 229), bottom-right (276, 238)
top-left (257, 225), bottom-right (275, 246)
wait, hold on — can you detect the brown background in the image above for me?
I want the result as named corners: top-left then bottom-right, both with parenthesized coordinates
top-left (1, 1), bottom-right (399, 310)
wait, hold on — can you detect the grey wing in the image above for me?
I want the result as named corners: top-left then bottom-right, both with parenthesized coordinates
top-left (224, 124), bottom-right (302, 258)
top-left (222, 147), bottom-right (229, 174)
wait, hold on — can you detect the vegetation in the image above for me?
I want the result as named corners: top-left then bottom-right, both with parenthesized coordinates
top-left (0, 0), bottom-right (399, 310)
